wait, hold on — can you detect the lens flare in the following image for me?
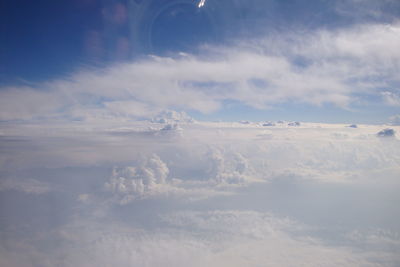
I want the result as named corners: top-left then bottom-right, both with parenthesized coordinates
top-left (198, 0), bottom-right (206, 8)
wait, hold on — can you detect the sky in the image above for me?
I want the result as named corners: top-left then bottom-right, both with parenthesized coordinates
top-left (1, 0), bottom-right (400, 266)
top-left (0, 0), bottom-right (400, 123)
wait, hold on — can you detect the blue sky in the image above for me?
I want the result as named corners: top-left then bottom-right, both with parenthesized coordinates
top-left (0, 0), bottom-right (400, 123)
top-left (0, 0), bottom-right (353, 81)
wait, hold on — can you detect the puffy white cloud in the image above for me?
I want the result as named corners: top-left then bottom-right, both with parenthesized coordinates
top-left (102, 147), bottom-right (259, 204)
top-left (104, 154), bottom-right (170, 203)
top-left (207, 148), bottom-right (252, 184)
top-left (151, 110), bottom-right (195, 124)
top-left (42, 121), bottom-right (389, 206)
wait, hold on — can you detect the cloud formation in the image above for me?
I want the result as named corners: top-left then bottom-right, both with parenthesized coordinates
top-left (0, 22), bottom-right (399, 121)
top-left (2, 210), bottom-right (398, 267)
top-left (104, 154), bottom-right (170, 204)
top-left (377, 128), bottom-right (396, 137)
top-left (1, 1), bottom-right (400, 266)
top-left (390, 114), bottom-right (400, 125)
top-left (0, 178), bottom-right (50, 194)
top-left (1, 120), bottom-right (400, 266)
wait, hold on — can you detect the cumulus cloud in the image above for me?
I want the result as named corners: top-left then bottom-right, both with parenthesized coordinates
top-left (1, 121), bottom-right (400, 266)
top-left (98, 120), bottom-right (400, 204)
top-left (207, 148), bottom-right (253, 184)
top-left (151, 110), bottom-right (194, 124)
top-left (102, 146), bottom-right (260, 204)
top-left (104, 154), bottom-right (170, 204)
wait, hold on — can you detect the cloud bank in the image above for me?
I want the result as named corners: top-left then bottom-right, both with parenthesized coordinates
top-left (0, 22), bottom-right (399, 122)
top-left (1, 120), bottom-right (400, 266)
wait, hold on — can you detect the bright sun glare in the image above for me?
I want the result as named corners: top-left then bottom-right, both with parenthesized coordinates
top-left (198, 0), bottom-right (206, 8)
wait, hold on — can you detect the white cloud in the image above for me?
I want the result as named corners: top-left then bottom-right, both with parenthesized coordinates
top-left (1, 23), bottom-right (399, 121)
top-left (2, 121), bottom-right (399, 184)
top-left (390, 114), bottom-right (400, 125)
top-left (151, 110), bottom-right (194, 124)
top-left (104, 154), bottom-right (170, 204)
top-left (102, 148), bottom-right (258, 204)
top-left (0, 87), bottom-right (66, 120)
top-left (1, 121), bottom-right (400, 266)
top-left (0, 178), bottom-right (50, 194)
top-left (377, 128), bottom-right (396, 137)
top-left (3, 210), bottom-right (395, 267)
top-left (48, 121), bottom-right (394, 205)
top-left (207, 148), bottom-right (253, 184)
top-left (335, 0), bottom-right (400, 22)
top-left (382, 91), bottom-right (400, 106)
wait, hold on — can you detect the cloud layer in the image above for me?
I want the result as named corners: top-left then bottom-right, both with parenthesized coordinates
top-left (1, 22), bottom-right (399, 122)
top-left (1, 120), bottom-right (400, 266)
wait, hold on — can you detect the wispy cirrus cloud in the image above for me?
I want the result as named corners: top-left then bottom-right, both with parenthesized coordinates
top-left (0, 22), bottom-right (399, 122)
